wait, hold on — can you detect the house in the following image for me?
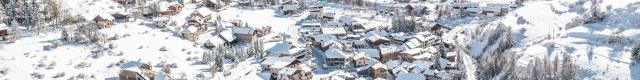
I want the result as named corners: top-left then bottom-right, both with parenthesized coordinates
top-left (299, 22), bottom-right (322, 35)
top-left (370, 63), bottom-right (389, 79)
top-left (396, 73), bottom-right (426, 80)
top-left (231, 27), bottom-right (257, 42)
top-left (353, 52), bottom-right (369, 68)
top-left (278, 1), bottom-right (299, 16)
top-left (181, 26), bottom-right (200, 42)
top-left (154, 17), bottom-right (171, 28)
top-left (205, 0), bottom-right (229, 10)
top-left (482, 7), bottom-right (502, 17)
top-left (353, 40), bottom-right (368, 49)
top-left (366, 30), bottom-right (391, 46)
top-left (322, 12), bottom-right (336, 22)
top-left (276, 67), bottom-right (312, 80)
top-left (93, 14), bottom-right (115, 29)
top-left (217, 29), bottom-right (236, 43)
top-left (358, 49), bottom-right (381, 60)
top-left (399, 48), bottom-right (426, 61)
top-left (187, 8), bottom-right (214, 27)
top-left (324, 48), bottom-right (347, 68)
top-left (119, 70), bottom-right (148, 80)
top-left (401, 38), bottom-right (424, 50)
top-left (158, 1), bottom-right (183, 16)
top-left (261, 57), bottom-right (301, 75)
top-left (311, 34), bottom-right (337, 46)
top-left (378, 45), bottom-right (399, 62)
top-left (320, 27), bottom-right (347, 36)
top-left (0, 24), bottom-right (8, 41)
top-left (309, 6), bottom-right (324, 20)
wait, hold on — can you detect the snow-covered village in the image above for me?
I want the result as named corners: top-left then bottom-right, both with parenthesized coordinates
top-left (1, 0), bottom-right (640, 79)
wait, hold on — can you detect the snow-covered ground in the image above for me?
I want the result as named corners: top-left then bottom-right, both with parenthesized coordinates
top-left (1, 0), bottom-right (640, 79)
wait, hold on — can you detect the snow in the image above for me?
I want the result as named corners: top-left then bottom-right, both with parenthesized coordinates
top-left (395, 73), bottom-right (426, 80)
top-left (325, 48), bottom-right (346, 58)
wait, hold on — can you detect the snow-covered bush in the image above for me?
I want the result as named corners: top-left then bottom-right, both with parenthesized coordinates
top-left (31, 72), bottom-right (44, 79)
top-left (633, 43), bottom-right (640, 62)
top-left (74, 62), bottom-right (91, 69)
top-left (52, 72), bottom-right (65, 78)
top-left (159, 46), bottom-right (168, 51)
top-left (0, 67), bottom-right (8, 76)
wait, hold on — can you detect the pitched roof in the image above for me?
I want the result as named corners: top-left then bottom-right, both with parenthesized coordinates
top-left (371, 63), bottom-right (387, 69)
top-left (325, 48), bottom-right (346, 58)
top-left (395, 73), bottom-right (426, 80)
top-left (313, 34), bottom-right (337, 42)
top-left (378, 44), bottom-right (399, 54)
top-left (268, 41), bottom-right (293, 54)
top-left (321, 27), bottom-right (347, 35)
top-left (218, 29), bottom-right (236, 42)
top-left (358, 49), bottom-right (380, 58)
top-left (261, 57), bottom-right (297, 69)
top-left (232, 27), bottom-right (255, 35)
top-left (278, 67), bottom-right (298, 75)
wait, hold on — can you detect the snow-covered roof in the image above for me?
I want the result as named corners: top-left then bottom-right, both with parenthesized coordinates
top-left (412, 52), bottom-right (433, 60)
top-left (402, 38), bottom-right (423, 50)
top-left (465, 8), bottom-right (482, 13)
top-left (395, 73), bottom-right (426, 80)
top-left (261, 57), bottom-right (297, 69)
top-left (321, 27), bottom-right (347, 35)
top-left (325, 48), bottom-right (346, 58)
top-left (371, 63), bottom-right (387, 69)
top-left (218, 29), bottom-right (236, 42)
top-left (338, 15), bottom-right (356, 23)
top-left (384, 60), bottom-right (401, 69)
top-left (232, 27), bottom-right (255, 35)
top-left (301, 22), bottom-right (321, 27)
top-left (378, 44), bottom-right (399, 54)
top-left (282, 4), bottom-right (298, 10)
top-left (182, 26), bottom-right (199, 33)
top-left (358, 49), bottom-right (380, 58)
top-left (313, 34), bottom-right (337, 42)
top-left (322, 12), bottom-right (335, 18)
top-left (278, 67), bottom-right (298, 75)
top-left (154, 17), bottom-right (170, 21)
top-left (268, 41), bottom-right (292, 54)
top-left (401, 47), bottom-right (425, 55)
top-left (392, 66), bottom-right (408, 74)
top-left (400, 61), bottom-right (415, 69)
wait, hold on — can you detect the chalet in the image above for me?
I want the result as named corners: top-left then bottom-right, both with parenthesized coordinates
top-left (353, 40), bottom-right (368, 49)
top-left (370, 63), bottom-right (389, 79)
top-left (154, 17), bottom-right (171, 28)
top-left (158, 1), bottom-right (183, 16)
top-left (324, 48), bottom-right (347, 68)
top-left (181, 26), bottom-right (199, 42)
top-left (322, 12), bottom-right (336, 22)
top-left (482, 7), bottom-right (502, 17)
top-left (276, 67), bottom-right (312, 80)
top-left (0, 24), bottom-right (7, 41)
top-left (379, 44), bottom-right (399, 62)
top-left (278, 1), bottom-right (299, 16)
top-left (395, 73), bottom-right (426, 80)
top-left (312, 34), bottom-right (338, 46)
top-left (309, 6), bottom-right (324, 20)
top-left (353, 52), bottom-right (368, 68)
top-left (300, 22), bottom-right (322, 35)
top-left (93, 14), bottom-right (115, 29)
top-left (320, 40), bottom-right (343, 51)
top-left (217, 29), bottom-right (236, 43)
top-left (119, 70), bottom-right (148, 80)
top-left (366, 30), bottom-right (391, 46)
top-left (320, 27), bottom-right (347, 37)
top-left (357, 50), bottom-right (379, 60)
top-left (401, 38), bottom-right (424, 50)
top-left (187, 8), bottom-right (214, 27)
top-left (205, 0), bottom-right (229, 10)
top-left (117, 0), bottom-right (129, 6)
top-left (261, 57), bottom-right (301, 79)
top-left (231, 27), bottom-right (257, 42)
top-left (399, 48), bottom-right (426, 61)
